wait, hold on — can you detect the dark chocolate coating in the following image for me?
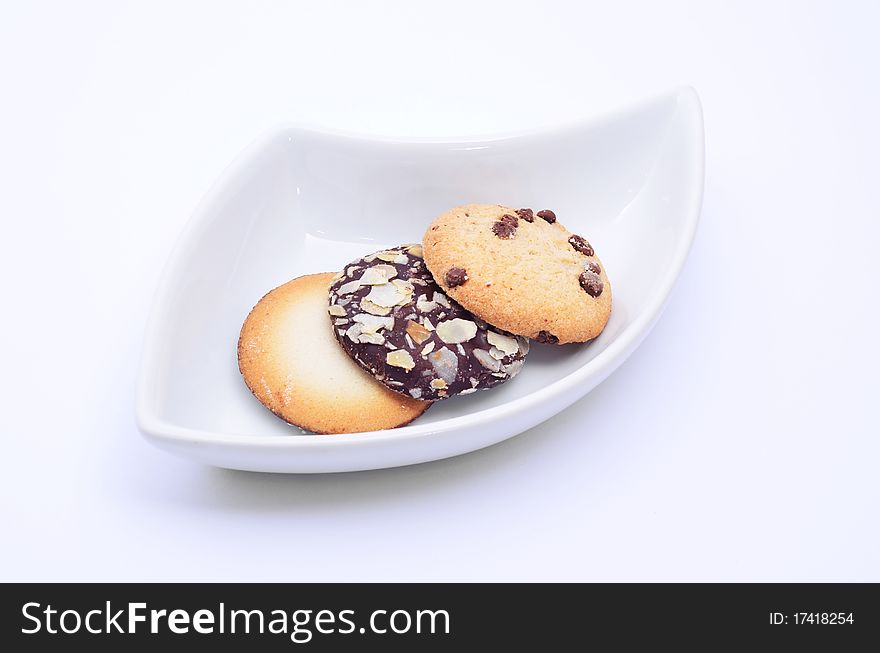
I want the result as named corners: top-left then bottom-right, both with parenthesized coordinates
top-left (328, 244), bottom-right (529, 401)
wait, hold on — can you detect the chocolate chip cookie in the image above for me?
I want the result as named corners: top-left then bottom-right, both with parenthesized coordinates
top-left (328, 244), bottom-right (530, 400)
top-left (238, 273), bottom-right (429, 433)
top-left (422, 204), bottom-right (612, 344)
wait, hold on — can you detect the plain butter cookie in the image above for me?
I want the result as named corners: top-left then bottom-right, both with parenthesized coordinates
top-left (238, 273), bottom-right (429, 433)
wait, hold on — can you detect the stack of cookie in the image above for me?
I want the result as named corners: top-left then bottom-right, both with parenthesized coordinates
top-left (238, 204), bottom-right (611, 434)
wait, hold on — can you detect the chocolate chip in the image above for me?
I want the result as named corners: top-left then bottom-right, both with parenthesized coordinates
top-left (568, 234), bottom-right (594, 256)
top-left (579, 271), bottom-right (603, 297)
top-left (492, 221), bottom-right (516, 238)
top-left (535, 330), bottom-right (559, 344)
top-left (492, 214), bottom-right (518, 239)
top-left (516, 208), bottom-right (534, 222)
top-left (536, 209), bottom-right (556, 223)
top-left (445, 267), bottom-right (468, 287)
top-left (586, 260), bottom-right (601, 275)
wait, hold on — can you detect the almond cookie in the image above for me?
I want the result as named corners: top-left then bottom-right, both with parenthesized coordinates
top-left (422, 204), bottom-right (612, 344)
top-left (238, 273), bottom-right (429, 434)
top-left (328, 244), bottom-right (529, 401)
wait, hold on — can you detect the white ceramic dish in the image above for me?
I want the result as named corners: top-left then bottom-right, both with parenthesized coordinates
top-left (137, 87), bottom-right (704, 473)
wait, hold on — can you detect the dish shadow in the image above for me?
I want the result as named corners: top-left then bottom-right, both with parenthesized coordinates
top-left (161, 350), bottom-right (645, 515)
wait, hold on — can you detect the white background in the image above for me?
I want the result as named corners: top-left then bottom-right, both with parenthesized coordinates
top-left (1, 0), bottom-right (878, 581)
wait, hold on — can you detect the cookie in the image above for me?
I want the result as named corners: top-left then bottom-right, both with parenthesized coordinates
top-left (422, 204), bottom-right (612, 344)
top-left (328, 244), bottom-right (529, 401)
top-left (238, 273), bottom-right (429, 434)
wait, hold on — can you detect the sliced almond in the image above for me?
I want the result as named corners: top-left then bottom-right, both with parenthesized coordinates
top-left (422, 317), bottom-right (435, 331)
top-left (369, 252), bottom-right (407, 265)
top-left (406, 319), bottom-right (432, 345)
top-left (328, 304), bottom-right (347, 317)
top-left (386, 350), bottom-right (415, 371)
top-left (353, 313), bottom-right (394, 333)
top-left (336, 279), bottom-right (363, 296)
top-left (358, 332), bottom-right (385, 345)
top-left (365, 283), bottom-right (407, 307)
top-left (375, 264), bottom-right (399, 278)
top-left (345, 323), bottom-right (363, 342)
top-left (474, 348), bottom-right (502, 371)
top-left (430, 378), bottom-right (448, 390)
top-left (487, 331), bottom-right (519, 356)
top-left (489, 346), bottom-right (506, 360)
top-left (416, 296), bottom-right (438, 313)
top-left (420, 341), bottom-right (435, 357)
top-left (433, 292), bottom-right (451, 308)
top-left (428, 347), bottom-right (458, 383)
top-left (359, 266), bottom-right (396, 285)
top-left (360, 298), bottom-right (392, 316)
top-left (436, 318), bottom-right (478, 344)
top-left (407, 243), bottom-right (424, 257)
top-left (375, 251), bottom-right (404, 262)
top-left (391, 279), bottom-right (415, 305)
top-left (503, 359), bottom-right (524, 377)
